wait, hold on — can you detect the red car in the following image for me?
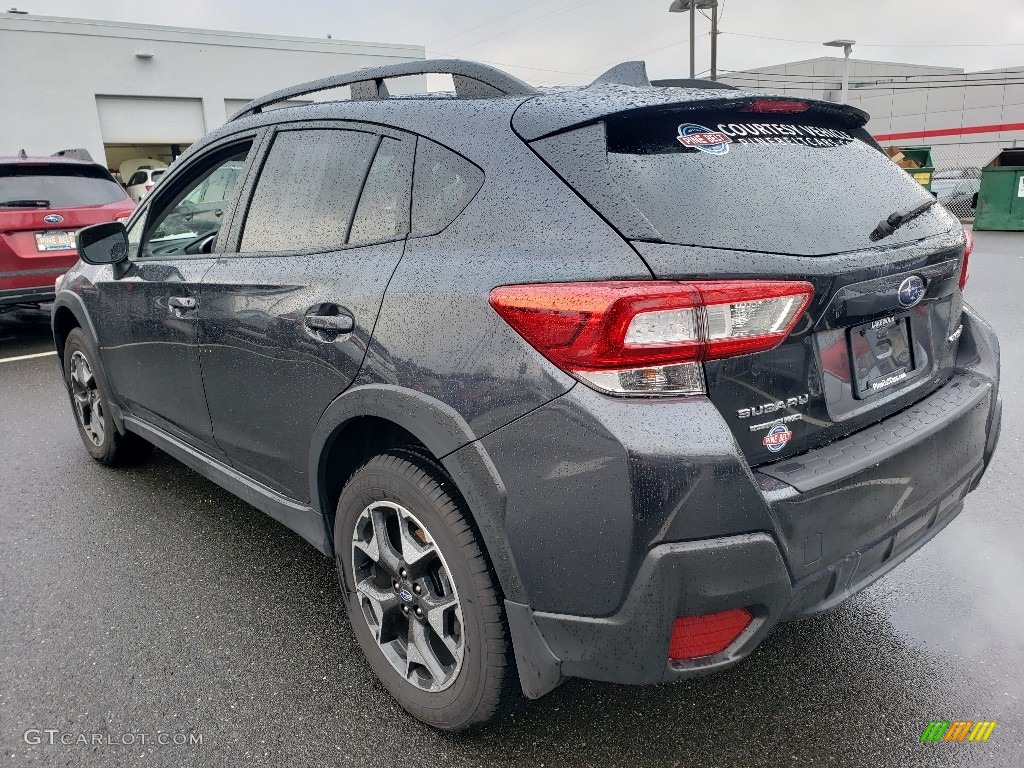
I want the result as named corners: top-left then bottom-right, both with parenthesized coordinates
top-left (1, 153), bottom-right (134, 310)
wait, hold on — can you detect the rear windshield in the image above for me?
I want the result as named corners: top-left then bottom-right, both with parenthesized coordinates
top-left (546, 110), bottom-right (952, 256)
top-left (152, 170), bottom-right (166, 180)
top-left (0, 164), bottom-right (127, 208)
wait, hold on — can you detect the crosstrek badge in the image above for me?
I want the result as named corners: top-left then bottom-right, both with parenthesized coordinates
top-left (763, 421), bottom-right (793, 452)
top-left (676, 123), bottom-right (731, 155)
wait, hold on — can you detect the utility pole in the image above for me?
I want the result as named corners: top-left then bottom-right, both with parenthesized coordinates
top-left (710, 2), bottom-right (718, 80)
top-left (669, 1), bottom-right (719, 81)
top-left (689, 0), bottom-right (696, 79)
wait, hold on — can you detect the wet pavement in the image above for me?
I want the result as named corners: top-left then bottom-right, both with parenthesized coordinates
top-left (1, 231), bottom-right (1022, 767)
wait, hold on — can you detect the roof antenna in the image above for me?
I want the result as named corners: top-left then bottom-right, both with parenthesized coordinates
top-left (18, 148), bottom-right (27, 158)
top-left (590, 61), bottom-right (651, 88)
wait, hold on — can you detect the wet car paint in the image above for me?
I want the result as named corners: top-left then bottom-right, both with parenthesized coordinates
top-left (1, 231), bottom-right (1021, 763)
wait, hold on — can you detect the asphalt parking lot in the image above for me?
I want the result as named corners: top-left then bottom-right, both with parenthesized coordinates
top-left (1, 231), bottom-right (1022, 767)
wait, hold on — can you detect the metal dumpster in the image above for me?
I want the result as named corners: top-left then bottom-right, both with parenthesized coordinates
top-left (885, 146), bottom-right (935, 190)
top-left (973, 148), bottom-right (1024, 232)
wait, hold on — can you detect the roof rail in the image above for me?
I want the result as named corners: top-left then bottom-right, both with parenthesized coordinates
top-left (650, 78), bottom-right (737, 91)
top-left (229, 58), bottom-right (540, 121)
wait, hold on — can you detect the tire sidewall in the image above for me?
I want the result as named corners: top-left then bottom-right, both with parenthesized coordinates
top-left (335, 458), bottom-right (494, 728)
top-left (63, 329), bottom-right (116, 463)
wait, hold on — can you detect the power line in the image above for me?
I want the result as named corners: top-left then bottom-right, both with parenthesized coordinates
top-left (426, 0), bottom-right (550, 48)
top-left (721, 31), bottom-right (1024, 48)
top-left (717, 69), bottom-right (1024, 83)
top-left (442, 0), bottom-right (596, 54)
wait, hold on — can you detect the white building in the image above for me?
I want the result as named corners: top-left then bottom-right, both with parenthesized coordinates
top-left (720, 57), bottom-right (1024, 172)
top-left (0, 12), bottom-right (425, 170)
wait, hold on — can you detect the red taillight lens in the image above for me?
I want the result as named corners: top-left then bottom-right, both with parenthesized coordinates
top-left (113, 211), bottom-right (132, 222)
top-left (489, 280), bottom-right (813, 395)
top-left (740, 99), bottom-right (810, 114)
top-left (959, 227), bottom-right (973, 290)
top-left (145, 184), bottom-right (154, 191)
top-left (668, 608), bottom-right (753, 660)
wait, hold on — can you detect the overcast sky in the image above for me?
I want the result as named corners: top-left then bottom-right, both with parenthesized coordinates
top-left (17, 0), bottom-right (1024, 84)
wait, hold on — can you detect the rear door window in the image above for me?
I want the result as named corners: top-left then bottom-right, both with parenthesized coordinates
top-left (541, 111), bottom-right (952, 256)
top-left (0, 164), bottom-right (126, 207)
top-left (411, 139), bottom-right (483, 236)
top-left (240, 128), bottom-right (378, 253)
top-left (348, 136), bottom-right (414, 245)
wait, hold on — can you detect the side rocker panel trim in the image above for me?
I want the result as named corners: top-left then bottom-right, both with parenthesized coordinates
top-left (124, 416), bottom-right (329, 554)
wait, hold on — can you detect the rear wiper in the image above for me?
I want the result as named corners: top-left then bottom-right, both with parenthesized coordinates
top-left (0, 199), bottom-right (51, 208)
top-left (869, 198), bottom-right (938, 242)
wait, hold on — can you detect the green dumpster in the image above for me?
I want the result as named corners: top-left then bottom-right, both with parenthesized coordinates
top-left (974, 149), bottom-right (1024, 231)
top-left (897, 147), bottom-right (935, 190)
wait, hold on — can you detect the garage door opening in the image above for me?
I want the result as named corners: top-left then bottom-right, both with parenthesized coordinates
top-left (103, 144), bottom-right (189, 184)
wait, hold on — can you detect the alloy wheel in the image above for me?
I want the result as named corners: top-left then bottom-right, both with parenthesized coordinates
top-left (69, 350), bottom-right (105, 447)
top-left (350, 501), bottom-right (465, 692)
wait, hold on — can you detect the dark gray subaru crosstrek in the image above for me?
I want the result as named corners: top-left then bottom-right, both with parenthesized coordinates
top-left (54, 59), bottom-right (1001, 731)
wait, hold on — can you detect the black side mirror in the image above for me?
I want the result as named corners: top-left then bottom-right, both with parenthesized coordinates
top-left (77, 222), bottom-right (129, 265)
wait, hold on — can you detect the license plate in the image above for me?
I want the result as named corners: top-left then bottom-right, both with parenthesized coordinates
top-left (34, 231), bottom-right (77, 252)
top-left (850, 314), bottom-right (916, 398)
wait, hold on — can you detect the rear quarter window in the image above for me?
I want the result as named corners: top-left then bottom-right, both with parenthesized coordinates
top-left (411, 139), bottom-right (483, 237)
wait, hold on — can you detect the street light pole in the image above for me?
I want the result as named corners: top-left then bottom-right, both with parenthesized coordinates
top-left (693, 1), bottom-right (701, 79)
top-left (669, 0), bottom-right (719, 81)
top-left (710, 2), bottom-right (718, 80)
top-left (824, 39), bottom-right (856, 104)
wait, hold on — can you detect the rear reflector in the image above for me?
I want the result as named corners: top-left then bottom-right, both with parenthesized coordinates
top-left (740, 99), bottom-right (810, 114)
top-left (489, 280), bottom-right (813, 395)
top-left (668, 608), bottom-right (753, 661)
top-left (959, 227), bottom-right (973, 290)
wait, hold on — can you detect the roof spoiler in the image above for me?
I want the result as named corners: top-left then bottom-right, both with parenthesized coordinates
top-left (589, 62), bottom-right (737, 91)
top-left (651, 78), bottom-right (737, 91)
top-left (52, 148), bottom-right (94, 162)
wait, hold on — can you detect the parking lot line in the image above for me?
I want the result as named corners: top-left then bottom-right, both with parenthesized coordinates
top-left (0, 350), bottom-right (57, 364)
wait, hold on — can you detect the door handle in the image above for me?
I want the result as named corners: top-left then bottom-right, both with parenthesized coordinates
top-left (169, 296), bottom-right (197, 310)
top-left (304, 314), bottom-right (354, 333)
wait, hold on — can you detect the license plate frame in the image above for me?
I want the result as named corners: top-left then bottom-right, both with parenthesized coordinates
top-left (849, 314), bottom-right (916, 398)
top-left (34, 231), bottom-right (77, 252)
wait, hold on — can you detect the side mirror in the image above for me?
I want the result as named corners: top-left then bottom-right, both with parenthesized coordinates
top-left (77, 222), bottom-right (129, 265)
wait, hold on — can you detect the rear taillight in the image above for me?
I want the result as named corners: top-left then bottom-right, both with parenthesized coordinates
top-left (489, 280), bottom-right (814, 395)
top-left (669, 608), bottom-right (753, 660)
top-left (145, 184), bottom-right (154, 191)
top-left (113, 211), bottom-right (132, 222)
top-left (740, 99), bottom-right (810, 114)
top-left (959, 227), bottom-right (973, 290)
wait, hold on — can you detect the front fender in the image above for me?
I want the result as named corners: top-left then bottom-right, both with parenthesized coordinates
top-left (51, 289), bottom-right (126, 435)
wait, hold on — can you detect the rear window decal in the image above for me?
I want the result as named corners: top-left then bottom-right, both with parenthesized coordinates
top-left (716, 123), bottom-right (852, 148)
top-left (676, 124), bottom-right (731, 155)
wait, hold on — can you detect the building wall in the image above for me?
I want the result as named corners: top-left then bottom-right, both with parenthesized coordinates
top-left (721, 57), bottom-right (1024, 171)
top-left (0, 14), bottom-right (425, 166)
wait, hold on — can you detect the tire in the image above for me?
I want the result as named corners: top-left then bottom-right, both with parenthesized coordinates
top-left (63, 328), bottom-right (152, 466)
top-left (335, 450), bottom-right (519, 731)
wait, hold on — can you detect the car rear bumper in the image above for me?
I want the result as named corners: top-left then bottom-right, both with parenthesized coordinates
top-left (482, 307), bottom-right (1000, 696)
top-left (0, 285), bottom-right (55, 306)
